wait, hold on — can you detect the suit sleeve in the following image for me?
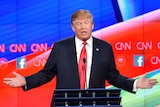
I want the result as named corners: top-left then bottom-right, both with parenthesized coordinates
top-left (106, 45), bottom-right (136, 93)
top-left (22, 44), bottom-right (58, 91)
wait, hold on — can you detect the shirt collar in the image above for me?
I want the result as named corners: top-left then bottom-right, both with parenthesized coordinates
top-left (75, 36), bottom-right (93, 47)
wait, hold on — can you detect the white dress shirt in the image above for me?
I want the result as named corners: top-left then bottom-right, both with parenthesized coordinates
top-left (75, 36), bottom-right (93, 89)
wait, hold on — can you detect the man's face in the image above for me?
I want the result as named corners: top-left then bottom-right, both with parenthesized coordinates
top-left (71, 18), bottom-right (94, 41)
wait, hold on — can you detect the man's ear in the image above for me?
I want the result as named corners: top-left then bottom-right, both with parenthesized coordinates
top-left (92, 23), bottom-right (94, 30)
top-left (71, 24), bottom-right (75, 32)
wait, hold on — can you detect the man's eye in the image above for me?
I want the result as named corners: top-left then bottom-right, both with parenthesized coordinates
top-left (84, 21), bottom-right (89, 24)
top-left (76, 22), bottom-right (82, 25)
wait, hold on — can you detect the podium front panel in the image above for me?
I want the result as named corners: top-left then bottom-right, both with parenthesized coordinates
top-left (53, 88), bottom-right (122, 107)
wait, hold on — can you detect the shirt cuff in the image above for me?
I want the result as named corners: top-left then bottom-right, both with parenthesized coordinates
top-left (24, 85), bottom-right (27, 90)
top-left (132, 79), bottom-right (138, 92)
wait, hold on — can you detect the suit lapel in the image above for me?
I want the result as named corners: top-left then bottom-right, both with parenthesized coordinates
top-left (68, 37), bottom-right (79, 79)
top-left (90, 38), bottom-right (100, 80)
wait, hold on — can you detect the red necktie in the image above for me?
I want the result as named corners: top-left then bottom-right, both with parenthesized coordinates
top-left (78, 41), bottom-right (87, 89)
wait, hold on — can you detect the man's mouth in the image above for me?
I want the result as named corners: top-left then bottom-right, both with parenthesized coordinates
top-left (81, 31), bottom-right (87, 34)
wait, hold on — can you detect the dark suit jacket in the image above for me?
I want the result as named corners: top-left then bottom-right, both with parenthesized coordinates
top-left (24, 36), bottom-right (135, 105)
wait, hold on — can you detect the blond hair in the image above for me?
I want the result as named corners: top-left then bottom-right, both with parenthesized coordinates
top-left (71, 9), bottom-right (93, 24)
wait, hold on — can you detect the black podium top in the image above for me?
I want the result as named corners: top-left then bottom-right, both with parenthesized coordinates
top-left (53, 88), bottom-right (121, 106)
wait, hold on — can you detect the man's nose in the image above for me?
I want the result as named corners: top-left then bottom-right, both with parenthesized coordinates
top-left (81, 23), bottom-right (86, 28)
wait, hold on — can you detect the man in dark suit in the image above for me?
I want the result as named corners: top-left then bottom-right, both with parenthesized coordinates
top-left (3, 9), bottom-right (158, 106)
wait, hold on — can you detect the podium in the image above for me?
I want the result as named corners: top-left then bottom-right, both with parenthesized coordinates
top-left (53, 88), bottom-right (122, 107)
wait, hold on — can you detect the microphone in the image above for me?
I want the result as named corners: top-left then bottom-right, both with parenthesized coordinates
top-left (83, 58), bottom-right (87, 88)
top-left (83, 58), bottom-right (86, 64)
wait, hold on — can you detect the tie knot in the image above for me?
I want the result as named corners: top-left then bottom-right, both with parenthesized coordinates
top-left (83, 41), bottom-right (87, 45)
